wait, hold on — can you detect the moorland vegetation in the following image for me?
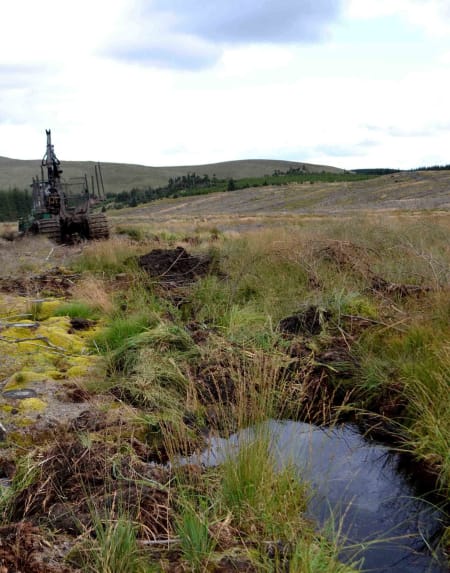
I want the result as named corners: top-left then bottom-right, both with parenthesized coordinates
top-left (0, 209), bottom-right (449, 571)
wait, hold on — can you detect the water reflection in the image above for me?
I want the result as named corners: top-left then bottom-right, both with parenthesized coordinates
top-left (190, 420), bottom-right (447, 573)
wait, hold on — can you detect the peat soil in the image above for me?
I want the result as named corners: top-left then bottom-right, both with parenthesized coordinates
top-left (0, 267), bottom-right (79, 297)
top-left (138, 246), bottom-right (212, 286)
top-left (0, 409), bottom-right (173, 573)
top-left (1, 244), bottom-right (448, 571)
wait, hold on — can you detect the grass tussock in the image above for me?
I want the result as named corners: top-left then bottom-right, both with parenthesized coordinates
top-left (404, 346), bottom-right (450, 491)
top-left (171, 432), bottom-right (355, 572)
top-left (94, 314), bottom-right (152, 352)
top-left (0, 455), bottom-right (38, 524)
top-left (175, 497), bottom-right (216, 571)
top-left (71, 276), bottom-right (114, 314)
top-left (357, 296), bottom-right (450, 489)
top-left (79, 516), bottom-right (149, 573)
top-left (73, 237), bottom-right (140, 275)
top-left (219, 434), bottom-right (308, 540)
top-left (93, 314), bottom-right (160, 374)
top-left (53, 300), bottom-right (101, 320)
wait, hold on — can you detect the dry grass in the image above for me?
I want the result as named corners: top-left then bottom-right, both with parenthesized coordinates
top-left (0, 234), bottom-right (75, 275)
top-left (0, 222), bottom-right (18, 241)
top-left (71, 276), bottom-right (114, 314)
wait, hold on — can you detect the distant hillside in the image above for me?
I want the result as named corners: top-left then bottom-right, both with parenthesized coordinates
top-left (109, 169), bottom-right (450, 227)
top-left (0, 157), bottom-right (343, 195)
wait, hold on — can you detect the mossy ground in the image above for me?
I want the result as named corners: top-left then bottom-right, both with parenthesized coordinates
top-left (0, 294), bottom-right (104, 440)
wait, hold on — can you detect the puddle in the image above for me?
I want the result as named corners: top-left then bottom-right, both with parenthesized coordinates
top-left (189, 420), bottom-right (447, 573)
top-left (2, 389), bottom-right (38, 399)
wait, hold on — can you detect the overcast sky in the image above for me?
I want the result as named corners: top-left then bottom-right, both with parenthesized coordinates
top-left (1, 0), bottom-right (450, 169)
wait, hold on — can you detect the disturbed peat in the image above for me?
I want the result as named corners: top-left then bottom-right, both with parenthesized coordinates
top-left (1, 215), bottom-right (449, 572)
top-left (0, 521), bottom-right (77, 573)
top-left (138, 246), bottom-right (212, 286)
top-left (7, 435), bottom-right (172, 538)
top-left (0, 267), bottom-right (79, 297)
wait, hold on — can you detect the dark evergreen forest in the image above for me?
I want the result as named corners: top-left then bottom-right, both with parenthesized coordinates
top-left (0, 189), bottom-right (32, 222)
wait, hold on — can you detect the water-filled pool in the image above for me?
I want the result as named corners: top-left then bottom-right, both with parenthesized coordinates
top-left (188, 420), bottom-right (447, 573)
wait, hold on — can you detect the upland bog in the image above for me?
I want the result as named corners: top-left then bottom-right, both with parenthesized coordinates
top-left (0, 201), bottom-right (449, 572)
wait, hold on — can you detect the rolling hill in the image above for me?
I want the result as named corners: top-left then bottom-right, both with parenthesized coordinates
top-left (0, 157), bottom-right (343, 195)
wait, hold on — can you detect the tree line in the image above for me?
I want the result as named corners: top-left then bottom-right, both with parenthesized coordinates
top-left (108, 172), bottom-right (223, 209)
top-left (0, 188), bottom-right (32, 222)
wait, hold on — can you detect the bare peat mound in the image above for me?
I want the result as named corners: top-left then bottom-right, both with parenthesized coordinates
top-left (278, 305), bottom-right (331, 336)
top-left (138, 247), bottom-right (211, 285)
top-left (8, 436), bottom-right (172, 539)
top-left (0, 268), bottom-right (79, 296)
top-left (0, 521), bottom-right (76, 573)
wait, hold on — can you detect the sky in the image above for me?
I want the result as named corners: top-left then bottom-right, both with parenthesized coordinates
top-left (1, 0), bottom-right (450, 170)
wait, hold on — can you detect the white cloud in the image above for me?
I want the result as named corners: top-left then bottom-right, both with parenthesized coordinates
top-left (104, 0), bottom-right (345, 69)
top-left (150, 0), bottom-right (343, 42)
top-left (0, 1), bottom-right (125, 65)
top-left (346, 0), bottom-right (450, 36)
top-left (0, 0), bottom-right (450, 171)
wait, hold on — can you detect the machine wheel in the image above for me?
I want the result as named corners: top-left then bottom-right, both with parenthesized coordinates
top-left (36, 218), bottom-right (62, 243)
top-left (87, 212), bottom-right (109, 240)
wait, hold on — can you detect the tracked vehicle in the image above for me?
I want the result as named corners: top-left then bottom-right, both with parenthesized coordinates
top-left (19, 130), bottom-right (109, 243)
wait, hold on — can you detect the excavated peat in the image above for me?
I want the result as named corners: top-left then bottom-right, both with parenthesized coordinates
top-left (0, 521), bottom-right (77, 573)
top-left (138, 246), bottom-right (211, 285)
top-left (0, 268), bottom-right (79, 296)
top-left (8, 435), bottom-right (172, 539)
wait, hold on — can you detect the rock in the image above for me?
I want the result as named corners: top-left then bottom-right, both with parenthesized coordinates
top-left (0, 422), bottom-right (6, 442)
top-left (3, 388), bottom-right (38, 400)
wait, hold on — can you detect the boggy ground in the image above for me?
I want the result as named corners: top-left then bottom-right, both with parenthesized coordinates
top-left (0, 213), bottom-right (449, 572)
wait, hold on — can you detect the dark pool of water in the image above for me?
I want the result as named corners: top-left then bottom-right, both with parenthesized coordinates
top-left (189, 420), bottom-right (448, 573)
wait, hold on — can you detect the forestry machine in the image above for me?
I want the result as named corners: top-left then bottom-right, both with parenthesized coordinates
top-left (19, 129), bottom-right (109, 243)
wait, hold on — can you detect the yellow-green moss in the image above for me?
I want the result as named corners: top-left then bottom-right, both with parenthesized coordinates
top-left (1, 294), bottom-right (106, 405)
top-left (7, 431), bottom-right (35, 447)
top-left (44, 369), bottom-right (66, 380)
top-left (345, 296), bottom-right (378, 319)
top-left (19, 398), bottom-right (47, 412)
top-left (28, 300), bottom-right (63, 320)
top-left (77, 324), bottom-right (104, 340)
top-left (66, 365), bottom-right (90, 378)
top-left (39, 318), bottom-right (85, 353)
top-left (65, 355), bottom-right (101, 379)
top-left (68, 355), bottom-right (95, 368)
top-left (15, 416), bottom-right (36, 427)
top-left (3, 370), bottom-right (45, 391)
top-left (44, 316), bottom-right (71, 329)
top-left (0, 294), bottom-right (28, 316)
top-left (0, 404), bottom-right (14, 413)
top-left (4, 321), bottom-right (40, 340)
